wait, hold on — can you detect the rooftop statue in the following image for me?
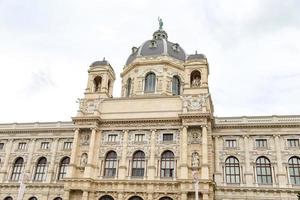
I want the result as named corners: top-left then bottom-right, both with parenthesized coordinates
top-left (158, 17), bottom-right (163, 30)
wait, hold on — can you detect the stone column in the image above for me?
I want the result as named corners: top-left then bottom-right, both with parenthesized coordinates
top-left (214, 136), bottom-right (222, 183)
top-left (243, 135), bottom-right (253, 185)
top-left (84, 128), bottom-right (97, 178)
top-left (25, 139), bottom-right (36, 174)
top-left (82, 191), bottom-right (89, 200)
top-left (201, 126), bottom-right (209, 179)
top-left (0, 139), bottom-right (13, 181)
top-left (180, 126), bottom-right (188, 179)
top-left (68, 128), bottom-right (80, 177)
top-left (148, 129), bottom-right (156, 179)
top-left (181, 192), bottom-right (187, 200)
top-left (119, 130), bottom-right (128, 179)
top-left (46, 138), bottom-right (59, 182)
top-left (274, 135), bottom-right (286, 187)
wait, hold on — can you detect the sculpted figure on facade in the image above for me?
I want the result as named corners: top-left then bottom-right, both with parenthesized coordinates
top-left (192, 152), bottom-right (200, 168)
top-left (181, 93), bottom-right (210, 112)
top-left (80, 153), bottom-right (88, 167)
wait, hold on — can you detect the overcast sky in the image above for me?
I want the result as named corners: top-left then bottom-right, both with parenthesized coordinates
top-left (0, 0), bottom-right (300, 123)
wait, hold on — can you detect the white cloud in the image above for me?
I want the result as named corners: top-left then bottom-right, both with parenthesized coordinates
top-left (0, 0), bottom-right (299, 122)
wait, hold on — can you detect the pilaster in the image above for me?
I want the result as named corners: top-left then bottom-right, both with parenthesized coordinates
top-left (46, 138), bottom-right (59, 182)
top-left (201, 125), bottom-right (209, 179)
top-left (119, 130), bottom-right (128, 179)
top-left (25, 139), bottom-right (36, 173)
top-left (180, 126), bottom-right (188, 179)
top-left (84, 128), bottom-right (97, 178)
top-left (0, 139), bottom-right (13, 181)
top-left (148, 129), bottom-right (156, 179)
top-left (68, 128), bottom-right (80, 177)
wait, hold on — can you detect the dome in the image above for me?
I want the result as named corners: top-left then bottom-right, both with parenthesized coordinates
top-left (90, 59), bottom-right (109, 67)
top-left (126, 29), bottom-right (186, 65)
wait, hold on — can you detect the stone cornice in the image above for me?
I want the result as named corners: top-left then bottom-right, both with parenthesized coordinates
top-left (179, 112), bottom-right (212, 119)
top-left (0, 121), bottom-right (74, 134)
top-left (214, 115), bottom-right (300, 129)
top-left (216, 185), bottom-right (300, 193)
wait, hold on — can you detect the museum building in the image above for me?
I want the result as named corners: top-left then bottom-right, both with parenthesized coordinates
top-left (0, 25), bottom-right (300, 200)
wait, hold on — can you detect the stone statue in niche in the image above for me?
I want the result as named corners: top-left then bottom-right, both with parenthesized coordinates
top-left (80, 153), bottom-right (88, 167)
top-left (192, 76), bottom-right (201, 87)
top-left (192, 152), bottom-right (200, 168)
top-left (81, 133), bottom-right (90, 145)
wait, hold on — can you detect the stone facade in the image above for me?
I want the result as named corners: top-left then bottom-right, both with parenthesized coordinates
top-left (0, 27), bottom-right (299, 200)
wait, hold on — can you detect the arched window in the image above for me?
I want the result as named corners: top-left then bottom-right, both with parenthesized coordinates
top-left (225, 156), bottom-right (240, 184)
top-left (144, 72), bottom-right (156, 93)
top-left (11, 157), bottom-right (24, 181)
top-left (34, 157), bottom-right (47, 181)
top-left (172, 76), bottom-right (181, 95)
top-left (161, 151), bottom-right (175, 178)
top-left (4, 197), bottom-right (13, 200)
top-left (159, 197), bottom-right (173, 200)
top-left (28, 197), bottom-right (37, 200)
top-left (128, 196), bottom-right (143, 200)
top-left (104, 151), bottom-right (117, 177)
top-left (190, 70), bottom-right (201, 87)
top-left (126, 78), bottom-right (132, 97)
top-left (58, 157), bottom-right (70, 180)
top-left (99, 195), bottom-right (114, 200)
top-left (132, 151), bottom-right (145, 177)
top-left (288, 156), bottom-right (300, 185)
top-left (53, 198), bottom-right (62, 200)
top-left (94, 76), bottom-right (102, 92)
top-left (256, 156), bottom-right (272, 185)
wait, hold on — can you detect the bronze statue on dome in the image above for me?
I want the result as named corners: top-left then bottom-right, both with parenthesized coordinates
top-left (158, 17), bottom-right (163, 30)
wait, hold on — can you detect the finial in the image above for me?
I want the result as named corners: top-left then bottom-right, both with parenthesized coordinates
top-left (195, 50), bottom-right (198, 55)
top-left (158, 17), bottom-right (163, 30)
top-left (103, 57), bottom-right (105, 61)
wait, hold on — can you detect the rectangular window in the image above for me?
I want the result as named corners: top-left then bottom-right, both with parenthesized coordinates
top-left (163, 133), bottom-right (173, 142)
top-left (287, 139), bottom-right (300, 147)
top-left (225, 139), bottom-right (237, 148)
top-left (0, 143), bottom-right (4, 150)
top-left (135, 134), bottom-right (144, 142)
top-left (107, 134), bottom-right (118, 142)
top-left (18, 142), bottom-right (27, 150)
top-left (41, 142), bottom-right (49, 150)
top-left (63, 142), bottom-right (72, 150)
top-left (256, 139), bottom-right (267, 148)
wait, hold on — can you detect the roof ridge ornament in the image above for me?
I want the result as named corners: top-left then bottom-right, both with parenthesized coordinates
top-left (158, 17), bottom-right (163, 30)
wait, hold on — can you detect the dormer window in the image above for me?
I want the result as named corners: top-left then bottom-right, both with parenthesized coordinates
top-left (149, 40), bottom-right (157, 48)
top-left (131, 47), bottom-right (138, 54)
top-left (172, 43), bottom-right (180, 52)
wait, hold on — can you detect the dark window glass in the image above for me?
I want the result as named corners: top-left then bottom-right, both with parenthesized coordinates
top-left (132, 151), bottom-right (145, 177)
top-left (104, 151), bottom-right (117, 177)
top-left (94, 76), bottom-right (102, 92)
top-left (225, 156), bottom-right (240, 183)
top-left (18, 142), bottom-right (27, 150)
top-left (99, 195), bottom-right (114, 200)
top-left (0, 143), bottom-right (4, 150)
top-left (4, 197), bottom-right (13, 200)
top-left (128, 196), bottom-right (143, 200)
top-left (29, 197), bottom-right (38, 200)
top-left (289, 156), bottom-right (300, 185)
top-left (144, 72), bottom-right (156, 92)
top-left (11, 157), bottom-right (24, 181)
top-left (41, 142), bottom-right (49, 149)
top-left (172, 76), bottom-right (180, 95)
top-left (256, 139), bottom-right (267, 148)
top-left (63, 142), bottom-right (72, 149)
top-left (107, 134), bottom-right (117, 142)
top-left (159, 197), bottom-right (173, 200)
top-left (58, 157), bottom-right (70, 180)
top-left (225, 140), bottom-right (237, 148)
top-left (163, 134), bottom-right (173, 142)
top-left (127, 78), bottom-right (132, 97)
top-left (287, 139), bottom-right (300, 147)
top-left (256, 156), bottom-right (272, 185)
top-left (34, 157), bottom-right (47, 181)
top-left (135, 134), bottom-right (144, 142)
top-left (161, 151), bottom-right (175, 178)
top-left (53, 198), bottom-right (62, 200)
